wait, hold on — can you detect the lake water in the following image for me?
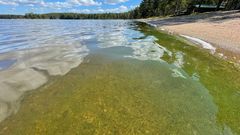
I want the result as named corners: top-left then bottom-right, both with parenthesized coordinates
top-left (0, 20), bottom-right (239, 135)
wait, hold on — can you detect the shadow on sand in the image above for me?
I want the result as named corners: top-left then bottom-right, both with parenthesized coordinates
top-left (148, 10), bottom-right (240, 26)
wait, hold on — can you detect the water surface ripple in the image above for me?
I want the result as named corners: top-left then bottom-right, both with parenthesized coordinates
top-left (0, 20), bottom-right (239, 135)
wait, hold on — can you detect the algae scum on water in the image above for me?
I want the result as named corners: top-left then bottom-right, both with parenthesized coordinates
top-left (0, 20), bottom-right (239, 135)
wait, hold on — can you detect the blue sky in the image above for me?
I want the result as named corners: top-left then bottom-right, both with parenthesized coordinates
top-left (0, 0), bottom-right (141, 14)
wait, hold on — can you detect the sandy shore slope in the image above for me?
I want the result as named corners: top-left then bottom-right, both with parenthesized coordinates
top-left (142, 10), bottom-right (240, 61)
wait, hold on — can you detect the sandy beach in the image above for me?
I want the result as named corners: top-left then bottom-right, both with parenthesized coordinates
top-left (142, 10), bottom-right (240, 62)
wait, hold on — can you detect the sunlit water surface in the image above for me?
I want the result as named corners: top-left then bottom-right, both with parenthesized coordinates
top-left (0, 20), bottom-right (239, 135)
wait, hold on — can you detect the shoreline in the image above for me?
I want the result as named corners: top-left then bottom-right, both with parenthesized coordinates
top-left (139, 10), bottom-right (240, 63)
top-left (0, 19), bottom-right (240, 134)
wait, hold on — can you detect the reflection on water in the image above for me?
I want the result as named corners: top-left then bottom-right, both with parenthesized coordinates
top-left (0, 59), bottom-right (16, 70)
top-left (138, 23), bottom-right (240, 135)
top-left (0, 20), bottom-right (239, 135)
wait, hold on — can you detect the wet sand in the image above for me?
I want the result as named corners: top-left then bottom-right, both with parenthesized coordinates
top-left (142, 10), bottom-right (240, 62)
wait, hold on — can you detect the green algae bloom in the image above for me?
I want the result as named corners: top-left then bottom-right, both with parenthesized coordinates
top-left (0, 21), bottom-right (239, 135)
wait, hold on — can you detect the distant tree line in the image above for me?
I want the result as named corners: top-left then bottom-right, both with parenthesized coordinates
top-left (0, 15), bottom-right (25, 19)
top-left (0, 0), bottom-right (239, 19)
top-left (24, 12), bottom-right (134, 19)
top-left (0, 12), bottom-right (134, 19)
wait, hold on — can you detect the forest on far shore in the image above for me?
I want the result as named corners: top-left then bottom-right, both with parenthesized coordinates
top-left (0, 0), bottom-right (239, 19)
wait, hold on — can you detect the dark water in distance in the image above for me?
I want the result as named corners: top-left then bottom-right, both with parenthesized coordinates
top-left (0, 20), bottom-right (239, 135)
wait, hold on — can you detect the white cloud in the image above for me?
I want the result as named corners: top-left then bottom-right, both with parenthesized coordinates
top-left (70, 5), bottom-right (128, 13)
top-left (100, 5), bottom-right (128, 13)
top-left (0, 0), bottom-right (132, 13)
top-left (0, 0), bottom-right (45, 6)
top-left (0, 1), bottom-right (18, 6)
top-left (130, 5), bottom-right (138, 9)
top-left (0, 0), bottom-right (101, 9)
top-left (41, 2), bottom-right (72, 9)
top-left (68, 0), bottom-right (101, 6)
top-left (105, 0), bottom-right (128, 5)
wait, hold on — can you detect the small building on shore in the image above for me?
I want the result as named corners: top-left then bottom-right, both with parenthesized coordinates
top-left (193, 4), bottom-right (225, 12)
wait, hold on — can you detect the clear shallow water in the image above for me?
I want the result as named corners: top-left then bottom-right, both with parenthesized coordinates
top-left (0, 20), bottom-right (239, 135)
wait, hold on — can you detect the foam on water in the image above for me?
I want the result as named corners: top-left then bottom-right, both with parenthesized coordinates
top-left (173, 51), bottom-right (185, 68)
top-left (181, 35), bottom-right (216, 53)
top-left (97, 29), bottom-right (167, 61)
top-left (126, 38), bottom-right (165, 61)
top-left (171, 68), bottom-right (187, 79)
